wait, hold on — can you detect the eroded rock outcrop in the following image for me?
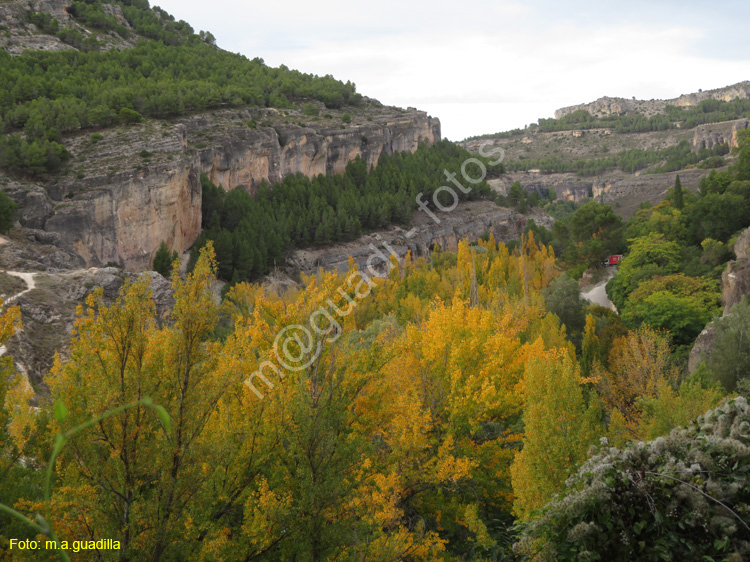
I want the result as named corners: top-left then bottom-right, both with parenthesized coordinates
top-left (689, 228), bottom-right (750, 372)
top-left (3, 267), bottom-right (173, 396)
top-left (285, 201), bottom-right (552, 277)
top-left (693, 119), bottom-right (750, 150)
top-left (722, 228), bottom-right (750, 315)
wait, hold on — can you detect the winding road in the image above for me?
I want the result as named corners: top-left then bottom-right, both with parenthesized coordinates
top-left (581, 268), bottom-right (617, 312)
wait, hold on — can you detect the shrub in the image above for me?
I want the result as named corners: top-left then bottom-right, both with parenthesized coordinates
top-left (119, 108), bottom-right (143, 124)
top-left (518, 397), bottom-right (750, 561)
top-left (301, 103), bottom-right (319, 116)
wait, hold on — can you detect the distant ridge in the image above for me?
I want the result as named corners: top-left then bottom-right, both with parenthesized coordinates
top-left (555, 81), bottom-right (750, 119)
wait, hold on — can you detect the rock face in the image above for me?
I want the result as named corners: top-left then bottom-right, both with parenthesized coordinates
top-left (484, 168), bottom-right (708, 219)
top-left (0, 0), bottom-right (137, 54)
top-left (722, 228), bottom-right (750, 315)
top-left (5, 106), bottom-right (440, 271)
top-left (688, 322), bottom-right (717, 373)
top-left (461, 120), bottom-right (723, 219)
top-left (3, 267), bottom-right (173, 396)
top-left (693, 119), bottom-right (750, 150)
top-left (45, 162), bottom-right (203, 271)
top-left (689, 228), bottom-right (750, 372)
top-left (285, 201), bottom-right (552, 277)
top-left (555, 81), bottom-right (750, 120)
top-left (187, 110), bottom-right (441, 192)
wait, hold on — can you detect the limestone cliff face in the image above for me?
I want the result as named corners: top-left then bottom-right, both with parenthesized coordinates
top-left (9, 106), bottom-right (440, 271)
top-left (193, 111), bottom-right (440, 192)
top-left (45, 163), bottom-right (202, 270)
top-left (484, 168), bottom-right (708, 219)
top-left (722, 228), bottom-right (750, 315)
top-left (693, 119), bottom-right (750, 150)
top-left (555, 81), bottom-right (750, 120)
top-left (689, 228), bottom-right (750, 372)
top-left (285, 201), bottom-right (552, 277)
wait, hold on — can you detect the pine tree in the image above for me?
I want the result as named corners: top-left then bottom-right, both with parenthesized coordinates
top-left (673, 174), bottom-right (684, 210)
top-left (0, 190), bottom-right (17, 234)
top-left (153, 240), bottom-right (173, 278)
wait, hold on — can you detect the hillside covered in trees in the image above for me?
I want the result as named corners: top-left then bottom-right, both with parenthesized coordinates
top-left (470, 95), bottom-right (750, 140)
top-left (1, 132), bottom-right (749, 559)
top-left (2, 104), bottom-right (749, 562)
top-left (0, 0), bottom-right (360, 176)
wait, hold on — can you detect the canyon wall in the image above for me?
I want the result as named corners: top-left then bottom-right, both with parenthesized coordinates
top-left (692, 118), bottom-right (750, 150)
top-left (8, 107), bottom-right (440, 271)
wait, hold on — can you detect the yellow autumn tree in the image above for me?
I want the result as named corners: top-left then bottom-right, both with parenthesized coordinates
top-left (1, 235), bottom-right (570, 561)
top-left (511, 349), bottom-right (603, 520)
top-left (42, 245), bottom-right (232, 562)
top-left (0, 301), bottom-right (35, 558)
top-left (595, 327), bottom-right (679, 440)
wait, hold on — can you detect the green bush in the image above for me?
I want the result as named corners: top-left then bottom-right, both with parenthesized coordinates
top-left (28, 12), bottom-right (59, 34)
top-left (342, 113), bottom-right (352, 124)
top-left (518, 397), bottom-right (750, 561)
top-left (119, 108), bottom-right (143, 124)
top-left (302, 103), bottom-right (319, 116)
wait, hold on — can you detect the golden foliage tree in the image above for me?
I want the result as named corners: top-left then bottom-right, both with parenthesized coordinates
top-left (511, 349), bottom-right (602, 520)
top-left (595, 327), bottom-right (678, 441)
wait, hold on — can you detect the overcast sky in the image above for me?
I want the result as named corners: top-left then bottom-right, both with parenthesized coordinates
top-left (155, 0), bottom-right (750, 140)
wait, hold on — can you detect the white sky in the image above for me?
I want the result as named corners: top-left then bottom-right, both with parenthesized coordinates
top-left (154, 0), bottom-right (750, 141)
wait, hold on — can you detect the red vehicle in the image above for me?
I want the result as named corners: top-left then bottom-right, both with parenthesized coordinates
top-left (603, 254), bottom-right (623, 267)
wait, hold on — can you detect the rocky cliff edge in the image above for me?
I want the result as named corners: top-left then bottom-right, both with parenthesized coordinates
top-left (3, 103), bottom-right (440, 271)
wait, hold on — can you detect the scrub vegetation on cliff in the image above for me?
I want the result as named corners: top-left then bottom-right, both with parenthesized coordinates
top-left (505, 139), bottom-right (730, 177)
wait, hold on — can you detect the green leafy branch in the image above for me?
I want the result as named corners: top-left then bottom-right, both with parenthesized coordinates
top-left (0, 397), bottom-right (171, 562)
